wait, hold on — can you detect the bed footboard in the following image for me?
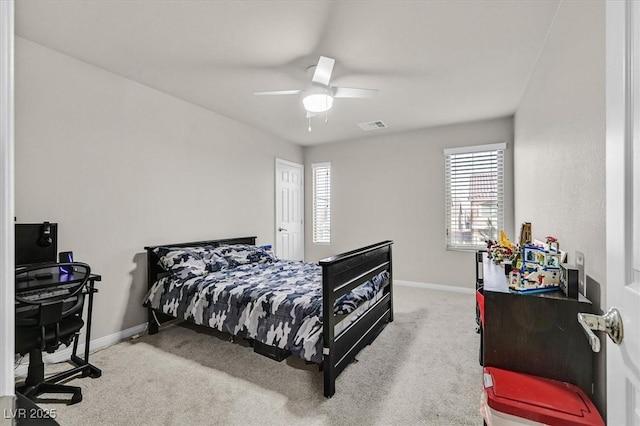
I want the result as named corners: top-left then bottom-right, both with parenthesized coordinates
top-left (320, 240), bottom-right (394, 398)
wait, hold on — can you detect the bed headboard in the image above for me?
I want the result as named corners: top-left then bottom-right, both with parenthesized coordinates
top-left (144, 236), bottom-right (257, 289)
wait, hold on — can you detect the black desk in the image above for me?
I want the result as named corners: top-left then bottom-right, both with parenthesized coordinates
top-left (479, 252), bottom-right (595, 396)
top-left (15, 271), bottom-right (102, 382)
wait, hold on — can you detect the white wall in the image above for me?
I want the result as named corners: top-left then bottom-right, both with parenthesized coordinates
top-left (513, 0), bottom-right (605, 414)
top-left (14, 37), bottom-right (302, 340)
top-left (304, 116), bottom-right (514, 289)
top-left (515, 1), bottom-right (605, 287)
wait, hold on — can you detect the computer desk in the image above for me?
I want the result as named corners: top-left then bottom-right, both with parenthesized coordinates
top-left (15, 270), bottom-right (102, 382)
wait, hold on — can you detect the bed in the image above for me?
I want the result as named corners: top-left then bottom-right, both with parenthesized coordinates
top-left (143, 236), bottom-right (393, 397)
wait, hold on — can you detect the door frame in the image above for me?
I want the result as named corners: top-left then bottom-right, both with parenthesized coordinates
top-left (605, 1), bottom-right (640, 424)
top-left (0, 0), bottom-right (15, 402)
top-left (274, 158), bottom-right (304, 260)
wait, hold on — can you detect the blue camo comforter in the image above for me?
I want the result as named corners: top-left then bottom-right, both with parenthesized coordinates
top-left (144, 260), bottom-right (388, 363)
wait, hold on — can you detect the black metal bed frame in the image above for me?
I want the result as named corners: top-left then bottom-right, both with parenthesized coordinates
top-left (144, 236), bottom-right (393, 398)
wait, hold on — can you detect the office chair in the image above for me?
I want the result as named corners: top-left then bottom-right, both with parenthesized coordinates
top-left (15, 262), bottom-right (91, 405)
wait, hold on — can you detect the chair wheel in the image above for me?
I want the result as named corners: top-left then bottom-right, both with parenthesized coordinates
top-left (70, 392), bottom-right (82, 405)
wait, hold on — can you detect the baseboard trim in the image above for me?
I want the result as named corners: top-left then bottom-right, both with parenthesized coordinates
top-left (15, 323), bottom-right (147, 379)
top-left (394, 280), bottom-right (475, 295)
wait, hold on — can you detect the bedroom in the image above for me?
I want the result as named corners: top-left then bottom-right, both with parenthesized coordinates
top-left (1, 0), bottom-right (636, 425)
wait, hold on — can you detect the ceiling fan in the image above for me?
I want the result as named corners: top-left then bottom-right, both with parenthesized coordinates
top-left (254, 56), bottom-right (379, 130)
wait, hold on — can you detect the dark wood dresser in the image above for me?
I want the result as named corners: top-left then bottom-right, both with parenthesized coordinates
top-left (478, 252), bottom-right (596, 397)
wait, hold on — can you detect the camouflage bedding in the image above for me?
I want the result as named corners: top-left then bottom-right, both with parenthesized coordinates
top-left (144, 259), bottom-right (389, 363)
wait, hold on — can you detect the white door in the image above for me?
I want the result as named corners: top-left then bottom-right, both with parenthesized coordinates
top-left (0, 0), bottom-right (14, 404)
top-left (606, 2), bottom-right (640, 424)
top-left (275, 158), bottom-right (304, 261)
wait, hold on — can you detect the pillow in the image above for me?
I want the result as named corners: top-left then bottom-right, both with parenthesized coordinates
top-left (153, 246), bottom-right (213, 279)
top-left (214, 244), bottom-right (274, 269)
top-left (204, 251), bottom-right (229, 273)
top-left (154, 245), bottom-right (231, 276)
top-left (180, 246), bottom-right (230, 272)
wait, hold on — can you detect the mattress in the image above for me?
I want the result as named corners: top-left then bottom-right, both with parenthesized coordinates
top-left (144, 259), bottom-right (388, 363)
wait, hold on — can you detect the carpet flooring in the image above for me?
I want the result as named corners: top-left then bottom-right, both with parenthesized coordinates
top-left (37, 285), bottom-right (482, 425)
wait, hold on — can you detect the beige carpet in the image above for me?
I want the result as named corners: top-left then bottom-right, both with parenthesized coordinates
top-left (38, 285), bottom-right (483, 425)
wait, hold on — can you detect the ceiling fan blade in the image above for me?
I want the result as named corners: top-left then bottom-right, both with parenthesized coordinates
top-left (311, 56), bottom-right (335, 86)
top-left (254, 89), bottom-right (302, 96)
top-left (332, 87), bottom-right (379, 98)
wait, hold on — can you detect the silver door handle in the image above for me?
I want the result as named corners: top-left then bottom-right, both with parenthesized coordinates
top-left (577, 307), bottom-right (624, 352)
top-left (278, 227), bottom-right (288, 232)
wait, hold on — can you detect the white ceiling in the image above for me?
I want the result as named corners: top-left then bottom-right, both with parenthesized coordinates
top-left (15, 0), bottom-right (560, 146)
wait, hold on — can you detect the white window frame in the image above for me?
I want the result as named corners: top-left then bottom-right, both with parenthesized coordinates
top-left (312, 162), bottom-right (331, 244)
top-left (444, 143), bottom-right (506, 251)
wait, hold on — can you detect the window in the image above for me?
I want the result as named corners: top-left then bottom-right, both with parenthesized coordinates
top-left (312, 162), bottom-right (331, 244)
top-left (444, 143), bottom-right (506, 251)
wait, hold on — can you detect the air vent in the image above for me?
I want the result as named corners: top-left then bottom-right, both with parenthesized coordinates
top-left (358, 120), bottom-right (388, 131)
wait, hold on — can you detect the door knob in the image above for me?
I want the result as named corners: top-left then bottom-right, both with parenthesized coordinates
top-left (577, 307), bottom-right (624, 352)
top-left (278, 227), bottom-right (288, 232)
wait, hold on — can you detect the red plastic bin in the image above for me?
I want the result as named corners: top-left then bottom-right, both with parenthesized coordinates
top-left (481, 367), bottom-right (604, 426)
top-left (476, 287), bottom-right (485, 326)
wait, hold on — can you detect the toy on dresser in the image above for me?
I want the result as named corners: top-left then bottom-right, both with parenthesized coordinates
top-left (509, 236), bottom-right (564, 293)
top-left (486, 230), bottom-right (516, 265)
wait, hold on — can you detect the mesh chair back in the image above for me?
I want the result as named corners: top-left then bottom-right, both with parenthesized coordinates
top-left (15, 262), bottom-right (91, 327)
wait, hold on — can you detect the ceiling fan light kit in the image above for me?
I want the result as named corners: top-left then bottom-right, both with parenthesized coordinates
top-left (303, 93), bottom-right (333, 113)
top-left (254, 56), bottom-right (379, 131)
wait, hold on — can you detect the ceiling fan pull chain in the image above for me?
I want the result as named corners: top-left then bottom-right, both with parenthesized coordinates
top-left (323, 94), bottom-right (328, 124)
top-left (325, 96), bottom-right (328, 123)
top-left (308, 116), bottom-right (312, 132)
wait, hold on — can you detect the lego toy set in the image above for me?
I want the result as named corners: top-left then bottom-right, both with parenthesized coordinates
top-left (508, 244), bottom-right (563, 293)
top-left (487, 222), bottom-right (568, 294)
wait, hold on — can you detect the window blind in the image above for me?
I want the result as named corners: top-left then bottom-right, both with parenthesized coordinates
top-left (444, 143), bottom-right (505, 251)
top-left (312, 162), bottom-right (331, 244)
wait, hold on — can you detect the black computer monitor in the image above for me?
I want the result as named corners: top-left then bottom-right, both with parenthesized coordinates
top-left (15, 222), bottom-right (58, 267)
